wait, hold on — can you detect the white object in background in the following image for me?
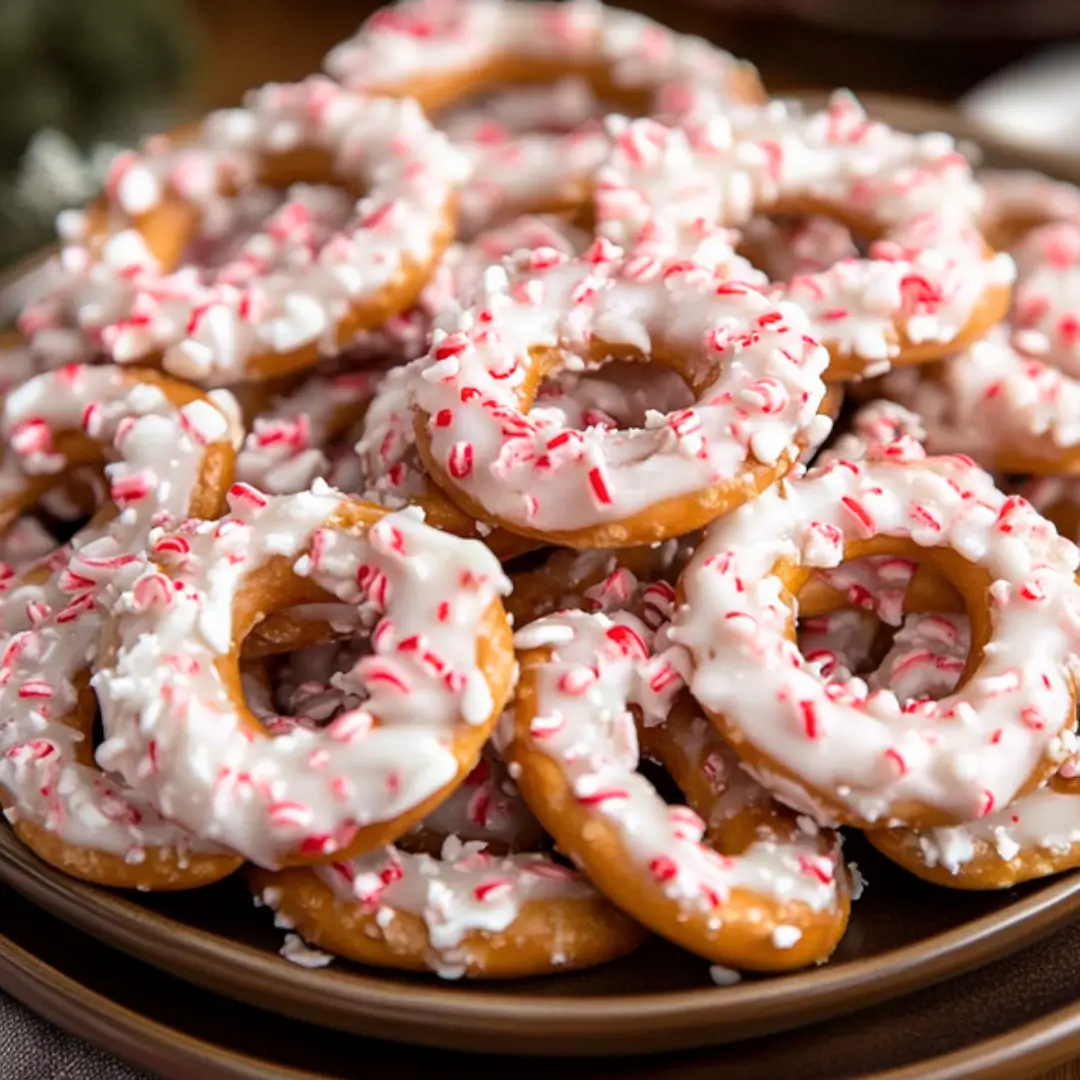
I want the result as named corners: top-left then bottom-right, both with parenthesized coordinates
top-left (961, 43), bottom-right (1080, 155)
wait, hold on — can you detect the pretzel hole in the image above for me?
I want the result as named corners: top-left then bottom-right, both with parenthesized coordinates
top-left (788, 539), bottom-right (982, 702)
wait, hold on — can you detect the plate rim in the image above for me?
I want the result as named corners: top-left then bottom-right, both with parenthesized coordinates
top-left (2, 895), bottom-right (1080, 1080)
top-left (3, 822), bottom-right (1080, 1056)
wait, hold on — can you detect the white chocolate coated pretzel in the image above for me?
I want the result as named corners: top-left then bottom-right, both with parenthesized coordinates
top-left (674, 453), bottom-right (1080, 827)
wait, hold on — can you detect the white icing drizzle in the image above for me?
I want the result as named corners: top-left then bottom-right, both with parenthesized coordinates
top-left (93, 489), bottom-right (511, 867)
top-left (1010, 221), bottom-right (1080, 377)
top-left (0, 365), bottom-right (232, 858)
top-left (23, 78), bottom-right (468, 383)
top-left (911, 784), bottom-right (1080, 874)
top-left (820, 399), bottom-right (927, 467)
top-left (878, 215), bottom-right (1080, 466)
top-left (357, 348), bottom-right (693, 513)
top-left (279, 932), bottom-right (334, 967)
top-left (673, 452), bottom-right (1080, 825)
top-left (326, 0), bottom-right (754, 110)
top-left (414, 244), bottom-right (829, 534)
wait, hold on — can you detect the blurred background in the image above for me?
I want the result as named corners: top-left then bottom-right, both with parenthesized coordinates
top-left (1, 0), bottom-right (1079, 266)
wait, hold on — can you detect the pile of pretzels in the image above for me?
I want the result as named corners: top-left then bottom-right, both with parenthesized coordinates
top-left (2, 0), bottom-right (1080, 983)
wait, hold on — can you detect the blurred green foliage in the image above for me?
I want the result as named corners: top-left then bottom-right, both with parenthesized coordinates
top-left (0, 0), bottom-right (197, 264)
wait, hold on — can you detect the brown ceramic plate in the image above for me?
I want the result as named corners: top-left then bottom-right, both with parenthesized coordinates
top-left (4, 97), bottom-right (1080, 1061)
top-left (7, 881), bottom-right (1080, 1079)
top-left (5, 824), bottom-right (1080, 1058)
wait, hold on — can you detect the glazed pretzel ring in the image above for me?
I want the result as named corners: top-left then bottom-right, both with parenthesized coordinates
top-left (413, 243), bottom-right (831, 548)
top-left (0, 364), bottom-right (241, 888)
top-left (978, 168), bottom-right (1080, 251)
top-left (846, 608), bottom-right (1080, 890)
top-left (673, 451), bottom-right (1080, 828)
top-left (807, 602), bottom-right (1080, 890)
top-left (354, 281), bottom-right (708, 557)
top-left (243, 645), bottom-right (644, 979)
top-left (24, 77), bottom-right (465, 385)
top-left (325, 0), bottom-right (764, 231)
top-left (0, 365), bottom-right (232, 529)
top-left (506, 606), bottom-right (850, 970)
top-left (869, 771), bottom-right (1080, 890)
top-left (326, 0), bottom-right (762, 120)
top-left (872, 215), bottom-right (1080, 474)
top-left (246, 834), bottom-right (646, 979)
top-left (94, 488), bottom-right (515, 868)
top-left (595, 93), bottom-right (1013, 379)
top-left (876, 329), bottom-right (1080, 476)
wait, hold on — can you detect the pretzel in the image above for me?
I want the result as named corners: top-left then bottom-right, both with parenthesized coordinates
top-left (325, 0), bottom-right (764, 232)
top-left (807, 603), bottom-right (1080, 891)
top-left (0, 364), bottom-right (241, 888)
top-left (356, 324), bottom-right (709, 554)
top-left (506, 606), bottom-right (850, 970)
top-left (235, 362), bottom-right (387, 495)
top-left (241, 632), bottom-right (642, 978)
top-left (595, 93), bottom-right (1013, 378)
top-left (869, 213), bottom-right (1080, 473)
top-left (247, 835), bottom-right (646, 978)
top-left (23, 77), bottom-right (466, 384)
top-left (673, 451), bottom-right (1080, 828)
top-left (413, 243), bottom-right (830, 548)
top-left (978, 168), bottom-right (1080, 251)
top-left (94, 489), bottom-right (515, 868)
top-left (870, 771), bottom-right (1080, 889)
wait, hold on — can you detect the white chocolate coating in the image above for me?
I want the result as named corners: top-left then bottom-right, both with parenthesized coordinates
top-left (596, 94), bottom-right (1013, 370)
top-left (674, 453), bottom-right (1080, 825)
top-left (270, 836), bottom-right (593, 979)
top-left (0, 366), bottom-right (232, 859)
top-left (516, 607), bottom-right (842, 917)
top-left (94, 489), bottom-right (510, 867)
top-left (414, 244), bottom-right (830, 534)
top-left (24, 78), bottom-right (468, 383)
top-left (325, 0), bottom-right (759, 235)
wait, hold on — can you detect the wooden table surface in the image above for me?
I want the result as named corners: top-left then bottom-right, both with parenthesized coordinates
top-left (184, 3), bottom-right (1080, 1077)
